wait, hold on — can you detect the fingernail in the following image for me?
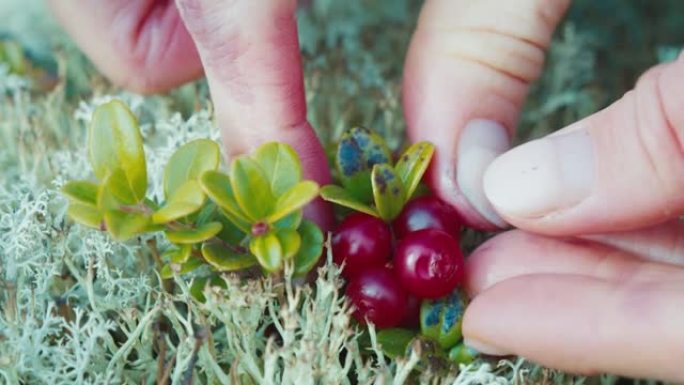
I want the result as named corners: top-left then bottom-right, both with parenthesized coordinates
top-left (464, 338), bottom-right (508, 356)
top-left (484, 128), bottom-right (595, 218)
top-left (457, 120), bottom-right (510, 228)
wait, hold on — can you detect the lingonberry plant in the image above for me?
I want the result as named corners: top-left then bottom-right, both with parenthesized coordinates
top-left (321, 125), bottom-right (474, 365)
top-left (61, 100), bottom-right (324, 288)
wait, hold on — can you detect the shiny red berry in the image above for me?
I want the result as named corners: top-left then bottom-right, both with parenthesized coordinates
top-left (392, 196), bottom-right (461, 240)
top-left (394, 229), bottom-right (465, 299)
top-left (346, 267), bottom-right (408, 329)
top-left (332, 213), bottom-right (391, 278)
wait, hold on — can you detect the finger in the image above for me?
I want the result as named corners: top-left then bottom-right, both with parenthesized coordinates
top-left (484, 56), bottom-right (684, 235)
top-left (466, 229), bottom-right (684, 296)
top-left (462, 274), bottom-right (684, 382)
top-left (403, 0), bottom-right (571, 229)
top-left (581, 219), bottom-right (684, 266)
top-left (48, 0), bottom-right (203, 93)
top-left (175, 0), bottom-right (332, 230)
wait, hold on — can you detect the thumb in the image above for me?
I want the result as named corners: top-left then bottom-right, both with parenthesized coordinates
top-left (484, 56), bottom-right (684, 235)
top-left (403, 0), bottom-right (571, 229)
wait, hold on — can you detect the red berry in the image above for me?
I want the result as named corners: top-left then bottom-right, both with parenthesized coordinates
top-left (332, 213), bottom-right (391, 278)
top-left (392, 196), bottom-right (461, 239)
top-left (394, 229), bottom-right (465, 299)
top-left (346, 267), bottom-right (408, 329)
top-left (400, 294), bottom-right (421, 328)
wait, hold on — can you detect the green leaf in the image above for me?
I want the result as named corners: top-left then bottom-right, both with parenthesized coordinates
top-left (66, 203), bottom-right (103, 229)
top-left (103, 209), bottom-right (151, 241)
top-left (420, 290), bottom-right (468, 350)
top-left (293, 220), bottom-right (324, 276)
top-left (371, 164), bottom-right (406, 221)
top-left (268, 181), bottom-right (319, 223)
top-left (377, 328), bottom-right (418, 359)
top-left (272, 210), bottom-right (302, 231)
top-left (165, 222), bottom-right (222, 244)
top-left (394, 142), bottom-right (435, 199)
top-left (230, 157), bottom-right (274, 221)
top-left (162, 244), bottom-right (193, 264)
top-left (105, 167), bottom-right (145, 205)
top-left (89, 100), bottom-right (147, 202)
top-left (320, 185), bottom-right (378, 217)
top-left (249, 233), bottom-right (283, 273)
top-left (336, 127), bottom-right (391, 203)
top-left (275, 229), bottom-right (301, 260)
top-left (200, 171), bottom-right (251, 228)
top-left (152, 180), bottom-right (206, 224)
top-left (160, 256), bottom-right (204, 279)
top-left (201, 242), bottom-right (257, 271)
top-left (164, 139), bottom-right (220, 198)
top-left (62, 180), bottom-right (99, 206)
top-left (218, 208), bottom-right (252, 234)
top-left (253, 142), bottom-right (301, 196)
top-left (214, 210), bottom-right (248, 245)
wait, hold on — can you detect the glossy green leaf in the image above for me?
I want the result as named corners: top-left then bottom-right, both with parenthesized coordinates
top-left (377, 328), bottom-right (418, 359)
top-left (268, 181), bottom-right (319, 223)
top-left (320, 185), bottom-right (378, 217)
top-left (67, 203), bottom-right (103, 229)
top-left (189, 276), bottom-right (209, 302)
top-left (230, 157), bottom-right (274, 221)
top-left (200, 171), bottom-right (251, 227)
top-left (215, 210), bottom-right (247, 245)
top-left (201, 242), bottom-right (257, 271)
top-left (448, 343), bottom-right (478, 365)
top-left (336, 127), bottom-right (392, 203)
top-left (160, 256), bottom-right (204, 279)
top-left (272, 210), bottom-right (302, 231)
top-left (249, 232), bottom-right (282, 273)
top-left (371, 164), bottom-right (406, 221)
top-left (293, 220), bottom-right (324, 276)
top-left (394, 142), bottom-right (435, 199)
top-left (164, 139), bottom-right (220, 198)
top-left (103, 209), bottom-right (151, 241)
top-left (62, 180), bottom-right (99, 206)
top-left (165, 221), bottom-right (222, 244)
top-left (218, 208), bottom-right (251, 234)
top-left (105, 167), bottom-right (144, 205)
top-left (253, 142), bottom-right (301, 196)
top-left (162, 244), bottom-right (193, 264)
top-left (275, 229), bottom-right (301, 260)
top-left (89, 100), bottom-right (147, 202)
top-left (152, 180), bottom-right (206, 224)
top-left (420, 290), bottom-right (467, 349)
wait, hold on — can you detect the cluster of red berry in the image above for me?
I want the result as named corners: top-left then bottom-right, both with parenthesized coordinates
top-left (332, 196), bottom-right (465, 329)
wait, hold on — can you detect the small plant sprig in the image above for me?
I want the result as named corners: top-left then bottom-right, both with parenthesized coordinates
top-left (320, 126), bottom-right (475, 367)
top-left (320, 126), bottom-right (435, 222)
top-left (61, 100), bottom-right (324, 284)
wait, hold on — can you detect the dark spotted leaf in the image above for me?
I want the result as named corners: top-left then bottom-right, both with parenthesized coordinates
top-left (336, 127), bottom-right (391, 203)
top-left (420, 290), bottom-right (467, 349)
top-left (371, 164), bottom-right (405, 221)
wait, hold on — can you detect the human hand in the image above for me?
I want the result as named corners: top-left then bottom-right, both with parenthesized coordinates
top-left (401, 0), bottom-right (684, 380)
top-left (48, 0), bottom-right (332, 229)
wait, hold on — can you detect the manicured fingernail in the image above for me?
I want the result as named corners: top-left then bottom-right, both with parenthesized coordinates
top-left (483, 128), bottom-right (595, 218)
top-left (464, 338), bottom-right (508, 356)
top-left (457, 120), bottom-right (510, 228)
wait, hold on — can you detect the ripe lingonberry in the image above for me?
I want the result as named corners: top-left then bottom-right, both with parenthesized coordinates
top-left (346, 267), bottom-right (408, 329)
top-left (332, 213), bottom-right (391, 278)
top-left (392, 196), bottom-right (461, 240)
top-left (394, 229), bottom-right (465, 299)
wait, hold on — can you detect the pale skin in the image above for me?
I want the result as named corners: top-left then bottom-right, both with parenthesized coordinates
top-left (49, 0), bottom-right (684, 381)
